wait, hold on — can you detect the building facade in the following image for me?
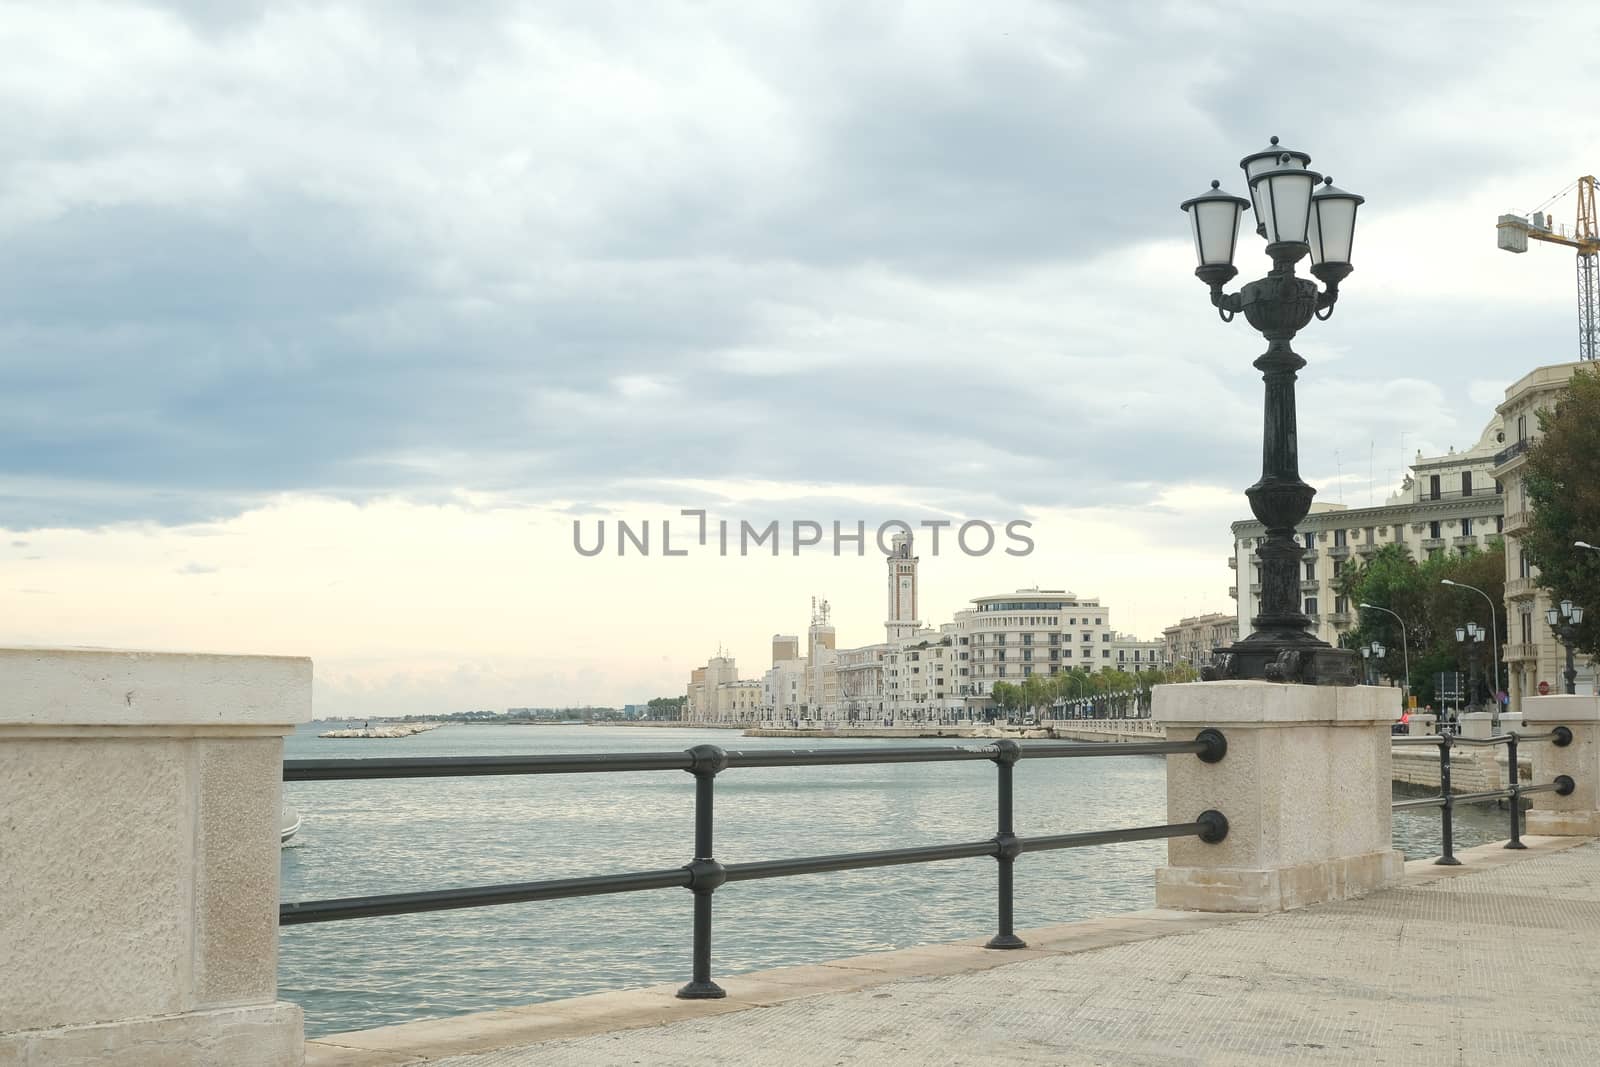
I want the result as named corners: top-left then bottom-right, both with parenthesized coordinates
top-left (1163, 612), bottom-right (1238, 667)
top-left (1229, 420), bottom-right (1508, 648)
top-left (1492, 362), bottom-right (1598, 708)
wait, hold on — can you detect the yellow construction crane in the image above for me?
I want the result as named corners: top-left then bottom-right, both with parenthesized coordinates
top-left (1497, 175), bottom-right (1599, 361)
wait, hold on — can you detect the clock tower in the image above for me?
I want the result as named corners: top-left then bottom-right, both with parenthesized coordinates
top-left (885, 531), bottom-right (920, 643)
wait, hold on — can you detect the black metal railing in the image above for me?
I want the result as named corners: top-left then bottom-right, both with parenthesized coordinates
top-left (1392, 727), bottom-right (1574, 863)
top-left (281, 733), bottom-right (1229, 998)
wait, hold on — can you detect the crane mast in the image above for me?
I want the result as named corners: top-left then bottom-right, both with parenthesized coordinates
top-left (1497, 175), bottom-right (1600, 361)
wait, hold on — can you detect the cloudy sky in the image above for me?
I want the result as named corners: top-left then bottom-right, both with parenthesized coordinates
top-left (3, 1), bottom-right (1597, 715)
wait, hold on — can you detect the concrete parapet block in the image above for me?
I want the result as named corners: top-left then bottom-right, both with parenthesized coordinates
top-left (0, 648), bottom-right (312, 1066)
top-left (1522, 693), bottom-right (1599, 836)
top-left (1154, 680), bottom-right (1403, 913)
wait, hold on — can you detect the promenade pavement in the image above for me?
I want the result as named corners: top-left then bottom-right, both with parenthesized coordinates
top-left (309, 837), bottom-right (1600, 1067)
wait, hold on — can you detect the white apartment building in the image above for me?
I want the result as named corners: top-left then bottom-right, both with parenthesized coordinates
top-left (1163, 612), bottom-right (1238, 667)
top-left (685, 655), bottom-right (764, 723)
top-left (1229, 419), bottom-right (1508, 648)
top-left (1492, 361), bottom-right (1598, 708)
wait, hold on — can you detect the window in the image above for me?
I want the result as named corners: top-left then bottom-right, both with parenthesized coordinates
top-left (1304, 597), bottom-right (1319, 616)
top-left (1081, 633), bottom-right (1092, 643)
top-left (1332, 559), bottom-right (1344, 578)
top-left (1102, 632), bottom-right (1111, 642)
top-left (1304, 560), bottom-right (1316, 581)
top-left (1496, 515), bottom-right (1504, 533)
top-left (1335, 595), bottom-right (1349, 614)
top-left (1429, 474), bottom-right (1441, 500)
top-left (1094, 618), bottom-right (1103, 625)
top-left (1519, 550), bottom-right (1532, 578)
top-left (1302, 532), bottom-right (1315, 549)
top-left (1101, 649), bottom-right (1110, 658)
top-left (1461, 517), bottom-right (1473, 535)
top-left (1495, 480), bottom-right (1503, 495)
top-left (1461, 471), bottom-right (1473, 497)
top-left (1334, 528), bottom-right (1347, 546)
top-left (1022, 633), bottom-right (1034, 645)
top-left (1522, 613), bottom-right (1533, 644)
top-left (1517, 414), bottom-right (1527, 442)
top-left (1429, 520), bottom-right (1441, 539)
top-left (1365, 527), bottom-right (1377, 544)
top-left (1022, 650), bottom-right (1033, 662)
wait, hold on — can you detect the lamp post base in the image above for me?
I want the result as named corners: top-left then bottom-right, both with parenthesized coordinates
top-left (1202, 632), bottom-right (1359, 686)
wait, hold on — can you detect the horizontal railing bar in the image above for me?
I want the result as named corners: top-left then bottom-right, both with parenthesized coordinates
top-left (1007, 740), bottom-right (1215, 759)
top-left (1392, 796), bottom-right (1446, 811)
top-left (285, 738), bottom-right (1215, 781)
top-left (719, 745), bottom-right (1001, 768)
top-left (1020, 820), bottom-right (1207, 853)
top-left (1451, 788), bottom-right (1513, 803)
top-left (723, 840), bottom-right (999, 882)
top-left (1521, 780), bottom-right (1567, 795)
top-left (284, 752), bottom-right (694, 780)
top-left (1392, 736), bottom-right (1446, 747)
top-left (280, 867), bottom-right (692, 925)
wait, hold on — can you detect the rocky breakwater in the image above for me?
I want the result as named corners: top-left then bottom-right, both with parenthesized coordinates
top-left (319, 722), bottom-right (446, 739)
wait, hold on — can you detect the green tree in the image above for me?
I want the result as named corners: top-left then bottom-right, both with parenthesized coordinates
top-left (1338, 541), bottom-right (1506, 708)
top-left (1520, 365), bottom-right (1600, 658)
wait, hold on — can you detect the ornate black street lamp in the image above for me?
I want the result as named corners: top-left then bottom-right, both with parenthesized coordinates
top-left (1183, 137), bottom-right (1364, 685)
top-left (1546, 599), bottom-right (1585, 694)
top-left (1456, 623), bottom-right (1485, 708)
top-left (1360, 641), bottom-right (1385, 686)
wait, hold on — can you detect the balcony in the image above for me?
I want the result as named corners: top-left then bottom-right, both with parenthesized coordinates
top-left (1228, 585), bottom-right (1238, 600)
top-left (1327, 612), bottom-right (1352, 628)
top-left (1328, 545), bottom-right (1351, 559)
top-left (1300, 580), bottom-right (1320, 593)
top-left (1301, 546), bottom-right (1319, 559)
top-left (1492, 438), bottom-right (1531, 470)
top-left (1452, 536), bottom-right (1479, 550)
top-left (1503, 642), bottom-right (1538, 663)
top-left (1506, 577), bottom-right (1538, 599)
top-left (1249, 584), bottom-right (1261, 596)
top-left (1354, 543), bottom-right (1379, 558)
top-left (1228, 556), bottom-right (1237, 570)
top-left (1504, 509), bottom-right (1533, 535)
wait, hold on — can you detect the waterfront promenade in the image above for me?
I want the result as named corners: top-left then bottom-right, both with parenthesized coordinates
top-left (307, 836), bottom-right (1600, 1066)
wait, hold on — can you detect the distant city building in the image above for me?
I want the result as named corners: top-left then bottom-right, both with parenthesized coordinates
top-left (1229, 418), bottom-right (1507, 648)
top-left (1492, 361), bottom-right (1598, 707)
top-left (1163, 613), bottom-right (1238, 668)
top-left (685, 584), bottom-right (1166, 725)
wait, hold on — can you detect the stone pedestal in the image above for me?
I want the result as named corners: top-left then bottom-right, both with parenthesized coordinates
top-left (0, 648), bottom-right (311, 1066)
top-left (1155, 681), bottom-right (1404, 914)
top-left (1523, 694), bottom-right (1600, 836)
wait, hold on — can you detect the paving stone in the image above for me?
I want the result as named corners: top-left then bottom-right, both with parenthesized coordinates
top-left (409, 841), bottom-right (1600, 1066)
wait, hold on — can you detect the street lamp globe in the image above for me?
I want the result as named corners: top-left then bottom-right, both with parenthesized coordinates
top-left (1548, 607), bottom-right (1560, 626)
top-left (1307, 177), bottom-right (1365, 300)
top-left (1456, 626), bottom-right (1467, 642)
top-left (1574, 605), bottom-right (1586, 624)
top-left (1561, 598), bottom-right (1575, 618)
top-left (1239, 136), bottom-right (1312, 238)
top-left (1181, 180), bottom-right (1252, 283)
top-left (1248, 160), bottom-right (1323, 247)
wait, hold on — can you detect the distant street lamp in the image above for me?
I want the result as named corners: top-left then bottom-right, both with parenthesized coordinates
top-left (1575, 541), bottom-right (1600, 552)
top-left (1358, 602), bottom-right (1412, 704)
top-left (1182, 137), bottom-right (1364, 685)
top-left (1455, 622), bottom-right (1486, 711)
top-left (1360, 641), bottom-right (1386, 686)
top-left (1441, 579), bottom-right (1503, 729)
top-left (1546, 599), bottom-right (1586, 695)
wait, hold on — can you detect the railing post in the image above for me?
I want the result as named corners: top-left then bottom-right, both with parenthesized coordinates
top-left (1154, 681), bottom-right (1403, 913)
top-left (1523, 694), bottom-right (1599, 835)
top-left (677, 745), bottom-right (728, 999)
top-left (1505, 732), bottom-right (1526, 850)
top-left (1437, 732), bottom-right (1460, 865)
top-left (985, 739), bottom-right (1026, 949)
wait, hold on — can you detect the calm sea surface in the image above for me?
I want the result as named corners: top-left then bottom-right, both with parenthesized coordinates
top-left (280, 722), bottom-right (1508, 1037)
